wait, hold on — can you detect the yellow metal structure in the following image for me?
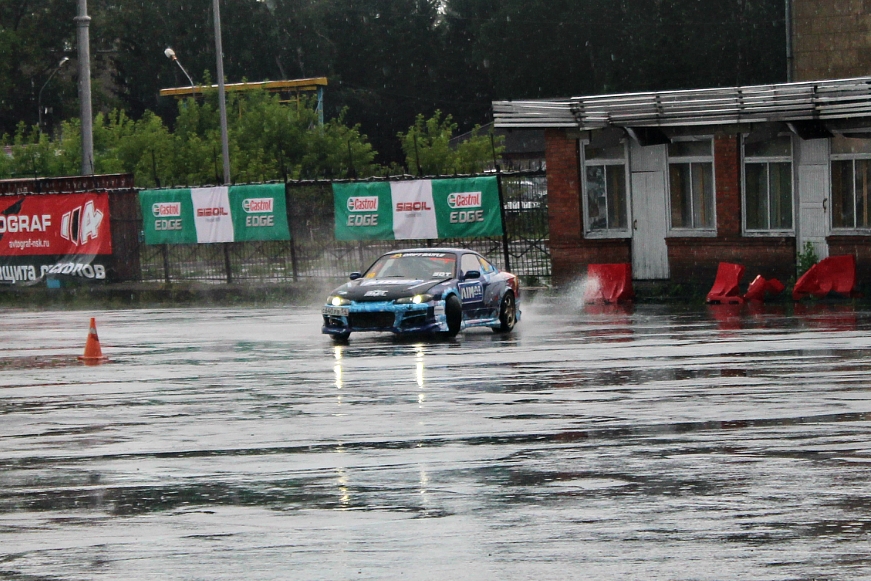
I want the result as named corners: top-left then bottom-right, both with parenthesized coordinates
top-left (159, 77), bottom-right (327, 98)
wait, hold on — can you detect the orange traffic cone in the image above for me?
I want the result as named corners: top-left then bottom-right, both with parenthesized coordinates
top-left (78, 317), bottom-right (109, 364)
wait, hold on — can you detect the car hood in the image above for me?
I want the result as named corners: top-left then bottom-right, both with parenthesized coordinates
top-left (334, 278), bottom-right (448, 302)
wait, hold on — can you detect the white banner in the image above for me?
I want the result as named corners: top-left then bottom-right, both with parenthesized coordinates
top-left (390, 181), bottom-right (438, 240)
top-left (191, 187), bottom-right (234, 243)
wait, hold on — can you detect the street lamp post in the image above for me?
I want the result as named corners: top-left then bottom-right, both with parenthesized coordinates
top-left (38, 57), bottom-right (69, 131)
top-left (76, 0), bottom-right (94, 175)
top-left (164, 48), bottom-right (195, 96)
top-left (213, 0), bottom-right (231, 186)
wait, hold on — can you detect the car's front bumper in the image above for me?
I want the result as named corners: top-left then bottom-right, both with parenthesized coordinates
top-left (322, 300), bottom-right (448, 336)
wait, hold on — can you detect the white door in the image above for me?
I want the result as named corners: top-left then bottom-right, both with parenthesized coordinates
top-left (798, 164), bottom-right (829, 260)
top-left (631, 171), bottom-right (670, 279)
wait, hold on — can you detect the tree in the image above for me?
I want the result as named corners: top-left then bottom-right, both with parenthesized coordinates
top-left (0, 0), bottom-right (76, 135)
top-left (0, 90), bottom-right (381, 186)
top-left (398, 110), bottom-right (502, 176)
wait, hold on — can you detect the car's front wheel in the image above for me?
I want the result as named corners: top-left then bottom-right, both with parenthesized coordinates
top-left (444, 295), bottom-right (462, 337)
top-left (494, 291), bottom-right (516, 333)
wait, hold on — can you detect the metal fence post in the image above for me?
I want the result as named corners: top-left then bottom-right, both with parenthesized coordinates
top-left (496, 168), bottom-right (511, 272)
top-left (223, 243), bottom-right (233, 283)
top-left (286, 181), bottom-right (299, 282)
top-left (162, 244), bottom-right (170, 284)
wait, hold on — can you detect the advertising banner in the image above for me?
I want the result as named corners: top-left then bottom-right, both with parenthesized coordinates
top-left (333, 177), bottom-right (503, 241)
top-left (0, 193), bottom-right (113, 285)
top-left (139, 184), bottom-right (290, 245)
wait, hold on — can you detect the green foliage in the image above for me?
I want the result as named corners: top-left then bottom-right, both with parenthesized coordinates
top-left (398, 111), bottom-right (503, 176)
top-left (3, 122), bottom-right (79, 178)
top-left (0, 90), bottom-right (380, 186)
top-left (797, 241), bottom-right (819, 276)
top-left (1, 0), bottom-right (788, 164)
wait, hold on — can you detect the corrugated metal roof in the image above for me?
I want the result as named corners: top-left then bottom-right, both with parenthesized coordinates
top-left (493, 77), bottom-right (871, 130)
top-left (492, 99), bottom-right (577, 128)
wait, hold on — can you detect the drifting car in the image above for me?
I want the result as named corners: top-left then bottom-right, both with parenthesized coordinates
top-left (322, 248), bottom-right (520, 341)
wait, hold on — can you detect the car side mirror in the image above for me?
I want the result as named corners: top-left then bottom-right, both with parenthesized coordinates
top-left (463, 270), bottom-right (481, 280)
top-left (349, 272), bottom-right (362, 280)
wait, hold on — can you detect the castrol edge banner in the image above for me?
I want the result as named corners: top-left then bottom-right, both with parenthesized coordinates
top-left (139, 184), bottom-right (289, 245)
top-left (333, 177), bottom-right (502, 240)
top-left (0, 193), bottom-right (112, 285)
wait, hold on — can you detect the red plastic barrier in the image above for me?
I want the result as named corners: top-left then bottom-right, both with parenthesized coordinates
top-left (743, 275), bottom-right (786, 302)
top-left (792, 255), bottom-right (857, 300)
top-left (584, 263), bottom-right (635, 304)
top-left (706, 262), bottom-right (745, 304)
top-left (767, 278), bottom-right (786, 296)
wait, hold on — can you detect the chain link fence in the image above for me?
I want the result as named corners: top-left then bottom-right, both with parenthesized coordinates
top-left (137, 171), bottom-right (549, 286)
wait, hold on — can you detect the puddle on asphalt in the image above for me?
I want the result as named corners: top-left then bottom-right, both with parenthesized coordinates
top-left (1, 303), bottom-right (871, 579)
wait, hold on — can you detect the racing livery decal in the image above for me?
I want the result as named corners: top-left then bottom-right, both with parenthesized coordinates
top-left (322, 248), bottom-right (520, 339)
top-left (459, 281), bottom-right (484, 303)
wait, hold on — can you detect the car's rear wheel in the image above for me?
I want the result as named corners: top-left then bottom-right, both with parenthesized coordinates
top-left (444, 295), bottom-right (462, 337)
top-left (494, 291), bottom-right (516, 333)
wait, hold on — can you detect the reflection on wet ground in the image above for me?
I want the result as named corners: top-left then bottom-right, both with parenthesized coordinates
top-left (1, 300), bottom-right (871, 579)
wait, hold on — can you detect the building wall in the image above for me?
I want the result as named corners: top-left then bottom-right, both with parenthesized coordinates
top-left (545, 129), bottom-right (584, 285)
top-left (666, 135), bottom-right (797, 286)
top-left (544, 129), bottom-right (632, 286)
top-left (828, 235), bottom-right (871, 279)
top-left (793, 0), bottom-right (871, 81)
top-left (544, 130), bottom-right (799, 289)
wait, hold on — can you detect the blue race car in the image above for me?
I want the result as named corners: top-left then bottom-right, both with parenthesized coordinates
top-left (321, 248), bottom-right (520, 341)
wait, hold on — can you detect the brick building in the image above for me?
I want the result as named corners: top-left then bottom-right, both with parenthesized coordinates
top-left (494, 80), bottom-right (871, 287)
top-left (792, 0), bottom-right (871, 81)
top-left (488, 0), bottom-right (871, 290)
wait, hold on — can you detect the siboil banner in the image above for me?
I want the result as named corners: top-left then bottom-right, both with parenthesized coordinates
top-left (333, 177), bottom-right (503, 241)
top-left (139, 184), bottom-right (290, 245)
top-left (0, 193), bottom-right (113, 285)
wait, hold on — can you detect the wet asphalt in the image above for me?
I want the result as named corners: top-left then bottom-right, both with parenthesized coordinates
top-left (1, 296), bottom-right (871, 580)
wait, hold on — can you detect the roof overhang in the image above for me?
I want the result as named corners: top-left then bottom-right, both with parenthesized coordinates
top-left (493, 77), bottom-right (871, 132)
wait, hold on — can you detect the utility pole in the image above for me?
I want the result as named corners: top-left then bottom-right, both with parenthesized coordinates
top-left (213, 0), bottom-right (231, 185)
top-left (785, 0), bottom-right (794, 82)
top-left (76, 0), bottom-right (94, 175)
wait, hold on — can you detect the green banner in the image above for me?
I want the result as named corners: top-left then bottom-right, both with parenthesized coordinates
top-left (229, 184), bottom-right (290, 242)
top-left (432, 177), bottom-right (502, 239)
top-left (333, 181), bottom-right (393, 241)
top-left (140, 188), bottom-right (198, 245)
top-left (333, 177), bottom-right (502, 241)
top-left (140, 185), bottom-right (290, 245)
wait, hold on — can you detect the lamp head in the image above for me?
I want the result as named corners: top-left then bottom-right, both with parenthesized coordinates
top-left (164, 48), bottom-right (176, 60)
top-left (58, 57), bottom-right (70, 67)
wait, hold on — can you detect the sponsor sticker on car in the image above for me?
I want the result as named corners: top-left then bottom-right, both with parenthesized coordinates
top-left (459, 281), bottom-right (484, 303)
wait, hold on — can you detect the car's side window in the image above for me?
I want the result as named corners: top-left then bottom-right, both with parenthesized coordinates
top-left (477, 256), bottom-right (497, 274)
top-left (460, 254), bottom-right (480, 275)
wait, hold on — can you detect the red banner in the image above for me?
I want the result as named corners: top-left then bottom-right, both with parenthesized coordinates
top-left (0, 193), bottom-right (112, 256)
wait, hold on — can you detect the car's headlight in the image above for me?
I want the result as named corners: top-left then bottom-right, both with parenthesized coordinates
top-left (328, 295), bottom-right (351, 306)
top-left (395, 293), bottom-right (434, 305)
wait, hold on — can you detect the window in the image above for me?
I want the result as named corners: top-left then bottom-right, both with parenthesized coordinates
top-left (460, 253), bottom-right (481, 275)
top-left (583, 143), bottom-right (629, 235)
top-left (831, 135), bottom-right (871, 230)
top-left (668, 140), bottom-right (714, 231)
top-left (743, 136), bottom-right (793, 232)
top-left (477, 255), bottom-right (497, 274)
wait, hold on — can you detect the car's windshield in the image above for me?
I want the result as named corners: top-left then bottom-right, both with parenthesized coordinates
top-left (364, 252), bottom-right (456, 280)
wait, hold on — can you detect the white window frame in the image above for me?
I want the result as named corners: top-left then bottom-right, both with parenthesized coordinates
top-left (666, 137), bottom-right (717, 237)
top-left (581, 140), bottom-right (632, 239)
top-left (830, 136), bottom-right (871, 234)
top-left (742, 135), bottom-right (795, 236)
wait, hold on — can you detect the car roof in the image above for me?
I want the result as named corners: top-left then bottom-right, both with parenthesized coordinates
top-left (381, 248), bottom-right (475, 256)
